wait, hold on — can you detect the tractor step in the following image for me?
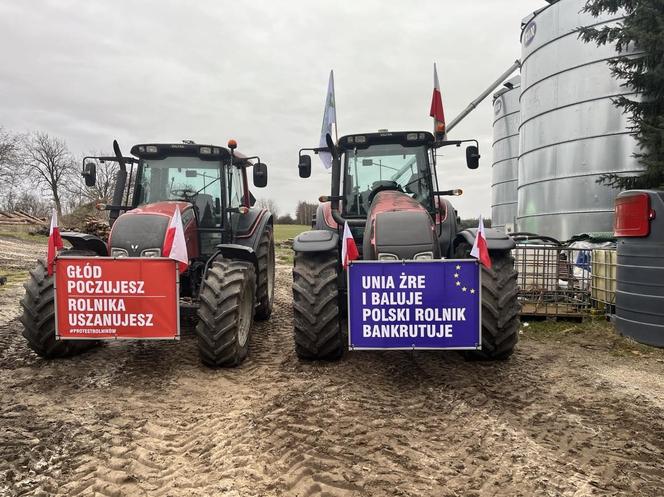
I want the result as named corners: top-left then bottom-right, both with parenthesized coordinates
top-left (179, 298), bottom-right (200, 309)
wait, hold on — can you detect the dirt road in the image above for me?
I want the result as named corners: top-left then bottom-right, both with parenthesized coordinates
top-left (1, 238), bottom-right (663, 496)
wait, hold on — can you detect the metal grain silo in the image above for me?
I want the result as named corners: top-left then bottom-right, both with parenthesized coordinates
top-left (492, 76), bottom-right (521, 231)
top-left (517, 0), bottom-right (643, 240)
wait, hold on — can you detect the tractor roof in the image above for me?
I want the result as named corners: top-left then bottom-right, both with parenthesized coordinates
top-left (130, 143), bottom-right (252, 164)
top-left (338, 131), bottom-right (435, 150)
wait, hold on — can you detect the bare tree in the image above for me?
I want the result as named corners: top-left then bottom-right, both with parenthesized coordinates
top-left (256, 198), bottom-right (280, 218)
top-left (0, 127), bottom-right (24, 210)
top-left (13, 191), bottom-right (50, 218)
top-left (295, 200), bottom-right (317, 226)
top-left (276, 214), bottom-right (295, 224)
top-left (22, 131), bottom-right (75, 217)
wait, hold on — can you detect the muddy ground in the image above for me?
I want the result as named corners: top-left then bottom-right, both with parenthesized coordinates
top-left (0, 234), bottom-right (663, 497)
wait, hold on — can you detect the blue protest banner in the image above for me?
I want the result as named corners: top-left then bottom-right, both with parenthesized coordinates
top-left (347, 260), bottom-right (481, 350)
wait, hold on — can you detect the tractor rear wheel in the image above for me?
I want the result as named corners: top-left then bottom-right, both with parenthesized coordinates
top-left (255, 226), bottom-right (275, 321)
top-left (292, 250), bottom-right (343, 360)
top-left (196, 259), bottom-right (256, 367)
top-left (20, 250), bottom-right (100, 358)
top-left (455, 243), bottom-right (520, 360)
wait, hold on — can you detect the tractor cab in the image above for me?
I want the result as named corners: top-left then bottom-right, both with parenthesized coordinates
top-left (298, 131), bottom-right (479, 259)
top-left (82, 141), bottom-right (268, 259)
top-left (338, 132), bottom-right (438, 219)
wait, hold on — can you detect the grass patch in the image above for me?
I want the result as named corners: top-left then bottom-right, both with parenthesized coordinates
top-left (0, 268), bottom-right (28, 292)
top-left (276, 246), bottom-right (293, 265)
top-left (274, 225), bottom-right (310, 265)
top-left (0, 230), bottom-right (48, 244)
top-left (274, 224), bottom-right (309, 243)
top-left (521, 318), bottom-right (664, 358)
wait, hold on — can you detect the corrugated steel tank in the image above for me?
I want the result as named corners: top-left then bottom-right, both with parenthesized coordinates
top-left (615, 191), bottom-right (664, 347)
top-left (491, 76), bottom-right (521, 231)
top-left (517, 0), bottom-right (642, 240)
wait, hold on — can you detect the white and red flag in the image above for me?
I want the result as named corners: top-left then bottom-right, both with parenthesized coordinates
top-left (163, 206), bottom-right (188, 272)
top-left (429, 63), bottom-right (446, 136)
top-left (46, 209), bottom-right (64, 276)
top-left (341, 221), bottom-right (359, 269)
top-left (470, 215), bottom-right (492, 269)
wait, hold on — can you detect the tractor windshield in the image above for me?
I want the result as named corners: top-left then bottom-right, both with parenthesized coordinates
top-left (136, 156), bottom-right (223, 222)
top-left (343, 144), bottom-right (433, 217)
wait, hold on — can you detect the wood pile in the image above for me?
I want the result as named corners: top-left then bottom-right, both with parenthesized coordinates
top-left (81, 217), bottom-right (111, 241)
top-left (0, 211), bottom-right (46, 227)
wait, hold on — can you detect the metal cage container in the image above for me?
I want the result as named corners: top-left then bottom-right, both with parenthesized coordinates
top-left (514, 244), bottom-right (593, 318)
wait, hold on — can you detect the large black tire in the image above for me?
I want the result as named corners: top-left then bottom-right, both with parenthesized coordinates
top-left (292, 250), bottom-right (343, 360)
top-left (196, 259), bottom-right (256, 367)
top-left (254, 226), bottom-right (275, 321)
top-left (20, 250), bottom-right (99, 358)
top-left (455, 243), bottom-right (520, 360)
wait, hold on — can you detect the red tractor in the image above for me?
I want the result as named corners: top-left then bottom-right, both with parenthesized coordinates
top-left (20, 140), bottom-right (275, 367)
top-left (293, 131), bottom-right (520, 360)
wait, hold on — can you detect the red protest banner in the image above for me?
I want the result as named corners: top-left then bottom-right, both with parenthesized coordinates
top-left (55, 257), bottom-right (179, 340)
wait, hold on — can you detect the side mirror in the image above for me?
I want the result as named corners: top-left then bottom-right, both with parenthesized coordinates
top-left (82, 162), bottom-right (97, 186)
top-left (298, 154), bottom-right (312, 178)
top-left (466, 146), bottom-right (480, 170)
top-left (253, 162), bottom-right (268, 188)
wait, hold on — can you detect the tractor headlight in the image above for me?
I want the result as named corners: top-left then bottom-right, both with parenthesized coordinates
top-left (140, 248), bottom-right (161, 257)
top-left (378, 253), bottom-right (399, 261)
top-left (414, 251), bottom-right (434, 260)
top-left (111, 247), bottom-right (128, 258)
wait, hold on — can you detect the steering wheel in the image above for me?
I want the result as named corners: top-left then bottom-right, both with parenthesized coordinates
top-left (170, 188), bottom-right (197, 201)
top-left (367, 180), bottom-right (403, 204)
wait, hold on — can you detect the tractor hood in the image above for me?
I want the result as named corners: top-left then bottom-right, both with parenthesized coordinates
top-left (362, 191), bottom-right (440, 260)
top-left (108, 201), bottom-right (189, 257)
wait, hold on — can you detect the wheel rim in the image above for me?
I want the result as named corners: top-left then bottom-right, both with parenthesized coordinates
top-left (237, 284), bottom-right (253, 347)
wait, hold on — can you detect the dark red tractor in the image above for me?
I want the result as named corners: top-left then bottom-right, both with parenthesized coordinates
top-left (293, 131), bottom-right (520, 360)
top-left (21, 140), bottom-right (275, 367)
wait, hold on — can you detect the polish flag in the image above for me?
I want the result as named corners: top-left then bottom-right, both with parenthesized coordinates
top-left (470, 215), bottom-right (492, 269)
top-left (163, 206), bottom-right (188, 272)
top-left (429, 63), bottom-right (446, 136)
top-left (46, 209), bottom-right (64, 276)
top-left (341, 221), bottom-right (359, 269)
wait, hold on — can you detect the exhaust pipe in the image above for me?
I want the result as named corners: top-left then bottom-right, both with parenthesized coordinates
top-left (109, 139), bottom-right (127, 226)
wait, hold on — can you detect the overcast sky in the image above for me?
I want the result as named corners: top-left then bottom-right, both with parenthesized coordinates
top-left (0, 0), bottom-right (543, 217)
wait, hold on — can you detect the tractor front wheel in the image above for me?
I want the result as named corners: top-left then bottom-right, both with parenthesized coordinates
top-left (455, 243), bottom-right (520, 360)
top-left (292, 250), bottom-right (343, 360)
top-left (196, 259), bottom-right (256, 367)
top-left (20, 250), bottom-right (100, 358)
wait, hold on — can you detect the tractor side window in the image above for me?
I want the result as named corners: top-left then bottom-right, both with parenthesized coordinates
top-left (227, 165), bottom-right (244, 209)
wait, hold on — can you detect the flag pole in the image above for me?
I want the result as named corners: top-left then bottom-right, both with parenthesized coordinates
top-left (331, 70), bottom-right (339, 144)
